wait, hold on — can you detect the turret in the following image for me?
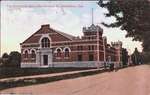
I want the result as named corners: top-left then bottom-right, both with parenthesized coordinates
top-left (82, 24), bottom-right (103, 36)
top-left (111, 41), bottom-right (122, 49)
top-left (82, 24), bottom-right (103, 40)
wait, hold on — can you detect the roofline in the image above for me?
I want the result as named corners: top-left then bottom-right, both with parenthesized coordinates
top-left (21, 28), bottom-right (41, 44)
top-left (50, 28), bottom-right (75, 41)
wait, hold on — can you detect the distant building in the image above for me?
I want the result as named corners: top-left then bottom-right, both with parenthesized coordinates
top-left (111, 41), bottom-right (123, 66)
top-left (20, 24), bottom-right (122, 68)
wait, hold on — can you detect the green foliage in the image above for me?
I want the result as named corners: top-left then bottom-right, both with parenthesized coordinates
top-left (9, 51), bottom-right (21, 67)
top-left (1, 51), bottom-right (21, 67)
top-left (0, 57), bottom-right (2, 64)
top-left (0, 69), bottom-right (104, 90)
top-left (121, 48), bottom-right (128, 66)
top-left (2, 53), bottom-right (9, 65)
top-left (98, 0), bottom-right (150, 52)
top-left (0, 67), bottom-right (93, 79)
top-left (142, 52), bottom-right (150, 63)
top-left (131, 48), bottom-right (143, 64)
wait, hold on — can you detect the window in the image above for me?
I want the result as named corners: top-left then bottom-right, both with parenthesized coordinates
top-left (41, 37), bottom-right (50, 48)
top-left (91, 37), bottom-right (94, 40)
top-left (88, 45), bottom-right (94, 51)
top-left (24, 50), bottom-right (28, 58)
top-left (56, 48), bottom-right (61, 57)
top-left (77, 46), bottom-right (79, 50)
top-left (31, 50), bottom-right (36, 58)
top-left (88, 46), bottom-right (91, 50)
top-left (64, 48), bottom-right (70, 57)
top-left (92, 45), bottom-right (94, 50)
top-left (77, 46), bottom-right (83, 50)
top-left (77, 54), bottom-right (82, 61)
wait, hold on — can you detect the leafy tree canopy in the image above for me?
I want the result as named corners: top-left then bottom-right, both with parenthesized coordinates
top-left (2, 53), bottom-right (9, 59)
top-left (98, 0), bottom-right (150, 52)
top-left (9, 51), bottom-right (21, 67)
top-left (1, 51), bottom-right (21, 67)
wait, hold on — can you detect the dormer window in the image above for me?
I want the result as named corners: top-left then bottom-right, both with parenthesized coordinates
top-left (41, 37), bottom-right (50, 48)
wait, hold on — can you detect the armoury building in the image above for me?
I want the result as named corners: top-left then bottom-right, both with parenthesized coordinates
top-left (20, 24), bottom-right (123, 68)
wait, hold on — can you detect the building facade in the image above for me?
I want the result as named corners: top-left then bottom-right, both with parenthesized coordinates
top-left (20, 24), bottom-right (122, 68)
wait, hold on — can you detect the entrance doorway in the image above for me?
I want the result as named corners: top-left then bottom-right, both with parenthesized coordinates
top-left (43, 55), bottom-right (48, 65)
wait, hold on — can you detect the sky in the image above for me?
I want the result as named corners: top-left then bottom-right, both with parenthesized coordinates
top-left (0, 1), bottom-right (142, 56)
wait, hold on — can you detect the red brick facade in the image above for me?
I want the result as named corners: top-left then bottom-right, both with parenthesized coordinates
top-left (20, 24), bottom-right (122, 67)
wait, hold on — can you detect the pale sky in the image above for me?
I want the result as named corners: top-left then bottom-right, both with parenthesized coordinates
top-left (0, 1), bottom-right (142, 56)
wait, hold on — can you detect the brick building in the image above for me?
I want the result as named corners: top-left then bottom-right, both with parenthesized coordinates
top-left (20, 24), bottom-right (122, 68)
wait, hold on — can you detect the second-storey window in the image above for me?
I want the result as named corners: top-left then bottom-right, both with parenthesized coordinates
top-left (41, 37), bottom-right (50, 48)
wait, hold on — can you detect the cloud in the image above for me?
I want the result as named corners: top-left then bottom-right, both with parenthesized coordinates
top-left (1, 1), bottom-right (142, 55)
top-left (1, 1), bottom-right (84, 54)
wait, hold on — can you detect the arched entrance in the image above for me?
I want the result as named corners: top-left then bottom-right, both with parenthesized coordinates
top-left (36, 36), bottom-right (52, 67)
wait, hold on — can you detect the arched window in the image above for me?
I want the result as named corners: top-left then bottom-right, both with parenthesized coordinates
top-left (31, 50), bottom-right (36, 58)
top-left (56, 48), bottom-right (61, 57)
top-left (64, 48), bottom-right (70, 57)
top-left (41, 37), bottom-right (50, 48)
top-left (24, 50), bottom-right (28, 58)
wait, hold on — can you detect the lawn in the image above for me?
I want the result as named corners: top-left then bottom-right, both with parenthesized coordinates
top-left (0, 68), bottom-right (105, 91)
top-left (0, 67), bottom-right (93, 79)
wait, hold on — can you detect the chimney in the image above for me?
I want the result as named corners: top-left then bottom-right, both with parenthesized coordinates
top-left (41, 24), bottom-right (50, 29)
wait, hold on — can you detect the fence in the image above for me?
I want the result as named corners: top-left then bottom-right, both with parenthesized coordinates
top-left (21, 61), bottom-right (118, 68)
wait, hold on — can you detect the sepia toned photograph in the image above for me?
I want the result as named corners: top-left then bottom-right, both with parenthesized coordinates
top-left (0, 0), bottom-right (150, 95)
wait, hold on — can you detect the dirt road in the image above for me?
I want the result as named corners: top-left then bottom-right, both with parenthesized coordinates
top-left (1, 65), bottom-right (150, 95)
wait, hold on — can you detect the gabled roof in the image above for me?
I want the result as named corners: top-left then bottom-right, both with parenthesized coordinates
top-left (53, 29), bottom-right (75, 40)
top-left (21, 29), bottom-right (41, 44)
top-left (21, 24), bottom-right (75, 45)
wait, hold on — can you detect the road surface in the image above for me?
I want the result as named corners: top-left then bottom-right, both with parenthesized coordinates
top-left (0, 65), bottom-right (150, 95)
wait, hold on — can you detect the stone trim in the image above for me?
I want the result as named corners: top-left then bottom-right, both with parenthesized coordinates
top-left (39, 34), bottom-right (52, 48)
top-left (52, 39), bottom-right (103, 44)
top-left (30, 48), bottom-right (37, 53)
top-left (54, 47), bottom-right (63, 53)
top-left (63, 47), bottom-right (71, 52)
top-left (23, 49), bottom-right (30, 54)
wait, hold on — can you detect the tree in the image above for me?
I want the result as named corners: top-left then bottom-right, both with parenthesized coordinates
top-left (2, 53), bottom-right (9, 66)
top-left (131, 48), bottom-right (143, 65)
top-left (1, 51), bottom-right (21, 67)
top-left (8, 51), bottom-right (21, 67)
top-left (0, 57), bottom-right (2, 65)
top-left (142, 52), bottom-right (150, 63)
top-left (98, 0), bottom-right (150, 52)
top-left (122, 48), bottom-right (128, 66)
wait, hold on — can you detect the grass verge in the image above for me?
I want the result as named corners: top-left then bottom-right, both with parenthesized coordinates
top-left (0, 69), bottom-right (106, 91)
top-left (0, 67), bottom-right (93, 79)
